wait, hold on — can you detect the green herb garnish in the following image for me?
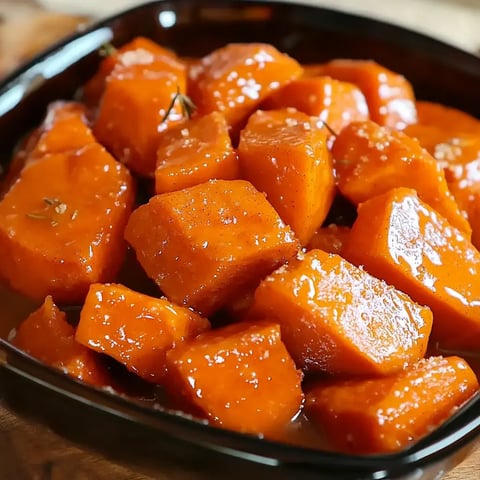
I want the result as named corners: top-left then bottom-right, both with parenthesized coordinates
top-left (161, 87), bottom-right (196, 123)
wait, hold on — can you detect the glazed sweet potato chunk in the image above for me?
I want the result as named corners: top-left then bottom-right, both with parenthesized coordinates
top-left (304, 59), bottom-right (416, 129)
top-left (165, 321), bottom-right (303, 435)
top-left (29, 101), bottom-right (96, 158)
top-left (305, 356), bottom-right (479, 454)
top-left (2, 102), bottom-right (96, 192)
top-left (188, 43), bottom-right (303, 135)
top-left (155, 111), bottom-right (239, 194)
top-left (0, 143), bottom-right (134, 303)
top-left (249, 249), bottom-right (432, 375)
top-left (332, 120), bottom-right (471, 235)
top-left (83, 36), bottom-right (182, 107)
top-left (415, 101), bottom-right (480, 135)
top-left (261, 76), bottom-right (369, 140)
top-left (13, 296), bottom-right (108, 386)
top-left (75, 283), bottom-right (210, 383)
top-left (343, 187), bottom-right (480, 351)
top-left (125, 179), bottom-right (299, 316)
top-left (306, 224), bottom-right (350, 254)
top-left (404, 109), bottom-right (480, 247)
top-left (238, 109), bottom-right (335, 245)
top-left (94, 58), bottom-right (187, 177)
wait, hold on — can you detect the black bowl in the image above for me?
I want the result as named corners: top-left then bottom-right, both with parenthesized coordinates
top-left (0, 1), bottom-right (480, 479)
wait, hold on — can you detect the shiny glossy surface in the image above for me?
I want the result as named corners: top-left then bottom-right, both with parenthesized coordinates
top-left (344, 187), bottom-right (480, 351)
top-left (250, 249), bottom-right (432, 375)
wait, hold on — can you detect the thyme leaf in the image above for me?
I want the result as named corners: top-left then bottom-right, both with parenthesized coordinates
top-left (26, 197), bottom-right (77, 227)
top-left (161, 87), bottom-right (196, 123)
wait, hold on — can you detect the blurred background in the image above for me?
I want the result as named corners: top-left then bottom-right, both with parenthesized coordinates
top-left (0, 0), bottom-right (479, 78)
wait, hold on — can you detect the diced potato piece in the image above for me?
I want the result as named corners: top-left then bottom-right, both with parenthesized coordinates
top-left (188, 43), bottom-right (303, 135)
top-left (165, 321), bottom-right (304, 435)
top-left (13, 296), bottom-right (108, 386)
top-left (249, 249), bottom-right (432, 375)
top-left (94, 59), bottom-right (186, 177)
top-left (83, 36), bottom-right (182, 107)
top-left (332, 120), bottom-right (471, 235)
top-left (75, 283), bottom-right (210, 383)
top-left (125, 179), bottom-right (299, 316)
top-left (262, 76), bottom-right (369, 142)
top-left (306, 224), bottom-right (350, 254)
top-left (155, 112), bottom-right (239, 194)
top-left (305, 356), bottom-right (479, 454)
top-left (343, 187), bottom-right (480, 351)
top-left (0, 143), bottom-right (134, 303)
top-left (238, 109), bottom-right (335, 245)
top-left (304, 60), bottom-right (416, 130)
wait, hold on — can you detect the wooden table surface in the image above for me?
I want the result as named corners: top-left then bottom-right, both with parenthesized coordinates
top-left (1, 0), bottom-right (480, 479)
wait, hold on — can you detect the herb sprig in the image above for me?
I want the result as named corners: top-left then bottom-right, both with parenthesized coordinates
top-left (161, 87), bottom-right (196, 123)
top-left (26, 197), bottom-right (78, 227)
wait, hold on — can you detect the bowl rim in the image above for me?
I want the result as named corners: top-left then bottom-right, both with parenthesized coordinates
top-left (1, 0), bottom-right (480, 477)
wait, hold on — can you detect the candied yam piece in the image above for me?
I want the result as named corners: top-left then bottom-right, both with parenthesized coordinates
top-left (0, 143), bottom-right (134, 303)
top-left (75, 283), bottom-right (210, 383)
top-left (248, 249), bottom-right (432, 375)
top-left (405, 117), bottom-right (480, 236)
top-left (29, 101), bottom-right (96, 158)
top-left (332, 120), bottom-right (471, 235)
top-left (238, 109), bottom-right (335, 245)
top-left (125, 179), bottom-right (299, 316)
top-left (306, 224), bottom-right (350, 254)
top-left (83, 36), bottom-right (183, 106)
top-left (188, 43), bottom-right (303, 134)
top-left (343, 187), bottom-right (480, 351)
top-left (261, 76), bottom-right (369, 141)
top-left (165, 321), bottom-right (303, 435)
top-left (415, 101), bottom-right (480, 135)
top-left (304, 60), bottom-right (416, 129)
top-left (155, 112), bottom-right (239, 194)
top-left (12, 296), bottom-right (108, 386)
top-left (2, 102), bottom-right (95, 192)
top-left (94, 63), bottom-right (186, 177)
top-left (305, 356), bottom-right (479, 454)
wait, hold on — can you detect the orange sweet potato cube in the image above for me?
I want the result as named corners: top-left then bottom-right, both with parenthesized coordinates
top-left (0, 143), bottom-right (134, 303)
top-left (332, 120), bottom-right (471, 235)
top-left (188, 43), bottom-right (303, 135)
top-left (75, 283), bottom-right (210, 383)
top-left (261, 76), bottom-right (369, 141)
top-left (125, 179), bottom-right (299, 316)
top-left (305, 59), bottom-right (417, 130)
top-left (155, 112), bottom-right (239, 194)
top-left (94, 60), bottom-right (187, 177)
top-left (305, 356), bottom-right (479, 454)
top-left (415, 101), bottom-right (480, 135)
top-left (165, 321), bottom-right (304, 435)
top-left (238, 109), bottom-right (335, 245)
top-left (249, 249), bottom-right (432, 375)
top-left (29, 101), bottom-right (96, 158)
top-left (83, 36), bottom-right (183, 107)
top-left (343, 187), bottom-right (480, 352)
top-left (13, 296), bottom-right (108, 387)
